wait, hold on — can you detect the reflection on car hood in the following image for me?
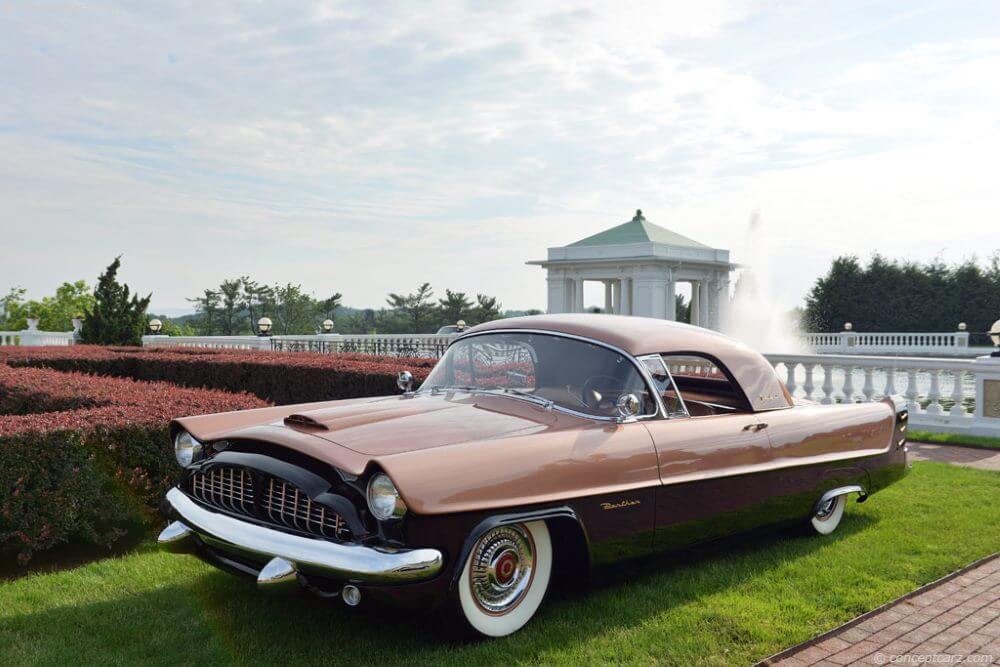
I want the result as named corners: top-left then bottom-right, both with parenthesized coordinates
top-left (282, 393), bottom-right (558, 456)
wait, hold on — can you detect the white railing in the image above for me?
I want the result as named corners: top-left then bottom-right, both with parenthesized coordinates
top-left (801, 330), bottom-right (992, 356)
top-left (765, 353), bottom-right (1000, 437)
top-left (270, 334), bottom-right (454, 358)
top-left (0, 330), bottom-right (77, 346)
top-left (142, 335), bottom-right (272, 350)
top-left (142, 333), bottom-right (455, 357)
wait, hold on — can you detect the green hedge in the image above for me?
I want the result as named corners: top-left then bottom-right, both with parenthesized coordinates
top-left (0, 365), bottom-right (267, 567)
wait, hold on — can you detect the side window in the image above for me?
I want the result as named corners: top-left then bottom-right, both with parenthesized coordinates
top-left (639, 356), bottom-right (688, 418)
top-left (660, 354), bottom-right (750, 417)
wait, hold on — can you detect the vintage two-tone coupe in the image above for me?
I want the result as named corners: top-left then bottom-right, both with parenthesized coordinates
top-left (159, 314), bottom-right (909, 637)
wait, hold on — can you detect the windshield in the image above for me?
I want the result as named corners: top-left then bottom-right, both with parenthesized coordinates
top-left (419, 332), bottom-right (656, 418)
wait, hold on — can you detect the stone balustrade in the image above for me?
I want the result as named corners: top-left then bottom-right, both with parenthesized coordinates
top-left (765, 353), bottom-right (1000, 437)
top-left (0, 330), bottom-right (77, 346)
top-left (801, 330), bottom-right (992, 357)
top-left (142, 333), bottom-right (455, 358)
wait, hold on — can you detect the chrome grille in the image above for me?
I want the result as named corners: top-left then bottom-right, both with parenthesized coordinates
top-left (185, 466), bottom-right (353, 542)
top-left (189, 466), bottom-right (254, 514)
top-left (261, 477), bottom-right (350, 540)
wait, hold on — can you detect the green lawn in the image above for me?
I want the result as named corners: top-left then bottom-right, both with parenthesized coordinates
top-left (2, 462), bottom-right (998, 666)
top-left (909, 430), bottom-right (1000, 450)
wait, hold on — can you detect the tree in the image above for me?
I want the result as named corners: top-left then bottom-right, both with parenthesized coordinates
top-left (438, 289), bottom-right (472, 325)
top-left (271, 283), bottom-right (316, 334)
top-left (803, 254), bottom-right (1000, 335)
top-left (187, 289), bottom-right (222, 335)
top-left (318, 292), bottom-right (343, 322)
top-left (471, 293), bottom-right (502, 324)
top-left (217, 278), bottom-right (244, 335)
top-left (674, 293), bottom-right (690, 324)
top-left (241, 278), bottom-right (275, 333)
top-left (386, 282), bottom-right (436, 332)
top-left (80, 257), bottom-right (151, 346)
top-left (0, 283), bottom-right (93, 332)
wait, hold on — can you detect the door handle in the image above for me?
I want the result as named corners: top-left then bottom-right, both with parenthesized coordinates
top-left (743, 423), bottom-right (768, 432)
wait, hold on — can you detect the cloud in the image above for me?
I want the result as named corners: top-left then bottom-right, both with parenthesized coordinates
top-left (1, 0), bottom-right (999, 314)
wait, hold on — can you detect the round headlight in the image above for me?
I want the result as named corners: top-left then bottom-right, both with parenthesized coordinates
top-left (366, 473), bottom-right (407, 520)
top-left (174, 430), bottom-right (203, 467)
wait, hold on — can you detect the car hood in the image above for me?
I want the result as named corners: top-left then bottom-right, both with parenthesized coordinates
top-left (174, 392), bottom-right (562, 462)
top-left (282, 393), bottom-right (558, 456)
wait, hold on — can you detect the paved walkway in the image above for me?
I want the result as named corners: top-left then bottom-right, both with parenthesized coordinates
top-left (907, 442), bottom-right (1000, 471)
top-left (765, 555), bottom-right (1000, 665)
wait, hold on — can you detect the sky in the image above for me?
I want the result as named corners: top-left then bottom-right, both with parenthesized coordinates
top-left (3, 0), bottom-right (1000, 315)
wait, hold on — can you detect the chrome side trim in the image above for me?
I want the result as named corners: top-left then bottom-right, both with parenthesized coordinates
top-left (162, 488), bottom-right (443, 584)
top-left (814, 485), bottom-right (867, 513)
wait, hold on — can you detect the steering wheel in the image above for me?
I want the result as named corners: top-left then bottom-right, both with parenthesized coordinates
top-left (581, 375), bottom-right (626, 411)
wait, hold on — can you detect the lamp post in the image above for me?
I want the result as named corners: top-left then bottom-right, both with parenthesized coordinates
top-left (148, 318), bottom-right (163, 334)
top-left (958, 322), bottom-right (967, 331)
top-left (989, 319), bottom-right (1000, 357)
top-left (321, 319), bottom-right (335, 334)
top-left (257, 317), bottom-right (273, 336)
top-left (456, 319), bottom-right (467, 332)
top-left (843, 322), bottom-right (853, 331)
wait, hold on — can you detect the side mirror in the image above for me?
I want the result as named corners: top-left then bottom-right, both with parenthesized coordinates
top-left (397, 371), bottom-right (414, 394)
top-left (616, 393), bottom-right (640, 423)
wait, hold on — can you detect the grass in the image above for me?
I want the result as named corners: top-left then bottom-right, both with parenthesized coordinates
top-left (1, 462), bottom-right (998, 666)
top-left (908, 430), bottom-right (1000, 450)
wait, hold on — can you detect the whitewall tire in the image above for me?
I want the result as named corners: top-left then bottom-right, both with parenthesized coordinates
top-left (456, 520), bottom-right (552, 637)
top-left (810, 494), bottom-right (846, 535)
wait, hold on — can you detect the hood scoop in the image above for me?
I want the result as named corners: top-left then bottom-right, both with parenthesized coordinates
top-left (283, 413), bottom-right (329, 430)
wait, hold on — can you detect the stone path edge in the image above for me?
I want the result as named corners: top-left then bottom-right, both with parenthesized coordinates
top-left (755, 551), bottom-right (1000, 666)
top-left (911, 440), bottom-right (1000, 453)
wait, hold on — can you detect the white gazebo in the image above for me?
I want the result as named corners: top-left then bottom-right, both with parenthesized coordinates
top-left (527, 209), bottom-right (735, 330)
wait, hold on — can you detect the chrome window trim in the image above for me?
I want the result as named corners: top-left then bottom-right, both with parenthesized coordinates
top-left (636, 353), bottom-right (689, 419)
top-left (428, 328), bottom-right (666, 422)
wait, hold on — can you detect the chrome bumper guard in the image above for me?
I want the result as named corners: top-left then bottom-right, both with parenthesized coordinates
top-left (159, 487), bottom-right (443, 587)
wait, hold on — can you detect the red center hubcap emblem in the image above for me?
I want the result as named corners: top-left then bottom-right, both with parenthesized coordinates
top-left (495, 551), bottom-right (518, 584)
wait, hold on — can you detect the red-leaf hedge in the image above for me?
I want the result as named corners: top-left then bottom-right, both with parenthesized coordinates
top-left (0, 365), bottom-right (268, 566)
top-left (0, 345), bottom-right (433, 405)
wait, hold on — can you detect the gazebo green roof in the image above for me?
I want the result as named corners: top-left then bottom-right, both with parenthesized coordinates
top-left (568, 210), bottom-right (709, 249)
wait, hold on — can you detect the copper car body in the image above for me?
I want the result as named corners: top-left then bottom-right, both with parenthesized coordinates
top-left (159, 314), bottom-right (908, 631)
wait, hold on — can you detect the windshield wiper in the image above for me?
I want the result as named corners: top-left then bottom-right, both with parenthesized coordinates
top-left (499, 387), bottom-right (554, 410)
top-left (427, 385), bottom-right (553, 409)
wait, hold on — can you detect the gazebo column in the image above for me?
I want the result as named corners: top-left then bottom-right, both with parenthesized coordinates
top-left (707, 277), bottom-right (720, 330)
top-left (603, 281), bottom-right (613, 313)
top-left (621, 279), bottom-right (632, 315)
top-left (573, 279), bottom-right (584, 312)
top-left (665, 275), bottom-right (676, 321)
top-left (690, 281), bottom-right (701, 326)
top-left (546, 275), bottom-right (568, 314)
top-left (612, 280), bottom-right (622, 314)
top-left (700, 281), bottom-right (710, 326)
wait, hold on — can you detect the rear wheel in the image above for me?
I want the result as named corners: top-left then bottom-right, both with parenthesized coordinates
top-left (455, 521), bottom-right (551, 637)
top-left (810, 494), bottom-right (846, 535)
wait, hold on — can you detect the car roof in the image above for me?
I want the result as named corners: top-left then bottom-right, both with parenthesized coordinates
top-left (462, 314), bottom-right (792, 412)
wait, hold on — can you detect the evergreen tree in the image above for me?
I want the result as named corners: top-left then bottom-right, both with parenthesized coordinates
top-left (80, 257), bottom-right (151, 345)
top-left (438, 289), bottom-right (473, 325)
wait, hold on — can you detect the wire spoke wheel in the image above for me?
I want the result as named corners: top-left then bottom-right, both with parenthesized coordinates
top-left (457, 521), bottom-right (551, 637)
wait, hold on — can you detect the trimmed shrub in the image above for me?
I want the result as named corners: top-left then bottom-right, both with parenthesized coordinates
top-left (0, 346), bottom-right (433, 405)
top-left (0, 366), bottom-right (267, 566)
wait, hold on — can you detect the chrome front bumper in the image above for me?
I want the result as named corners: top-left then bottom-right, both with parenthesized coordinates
top-left (159, 487), bottom-right (443, 587)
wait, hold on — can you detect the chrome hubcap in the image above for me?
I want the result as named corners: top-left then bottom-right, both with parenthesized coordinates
top-left (469, 524), bottom-right (534, 615)
top-left (815, 496), bottom-right (838, 520)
